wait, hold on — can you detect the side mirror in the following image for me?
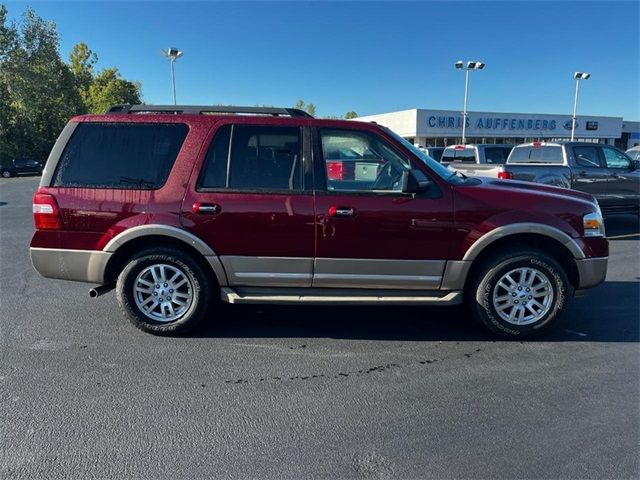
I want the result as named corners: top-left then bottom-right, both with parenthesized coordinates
top-left (402, 169), bottom-right (432, 193)
top-left (631, 160), bottom-right (640, 171)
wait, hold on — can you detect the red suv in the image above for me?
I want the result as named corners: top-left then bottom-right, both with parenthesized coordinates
top-left (30, 104), bottom-right (608, 337)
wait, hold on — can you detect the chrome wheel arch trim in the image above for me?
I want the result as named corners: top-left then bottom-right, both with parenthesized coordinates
top-left (103, 224), bottom-right (216, 256)
top-left (103, 224), bottom-right (229, 286)
top-left (462, 223), bottom-right (585, 261)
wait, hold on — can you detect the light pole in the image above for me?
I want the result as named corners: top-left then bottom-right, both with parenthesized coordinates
top-left (161, 47), bottom-right (183, 105)
top-left (571, 71), bottom-right (591, 141)
top-left (455, 60), bottom-right (485, 145)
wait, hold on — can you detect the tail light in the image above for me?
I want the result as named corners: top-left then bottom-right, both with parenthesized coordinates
top-left (497, 170), bottom-right (513, 180)
top-left (327, 161), bottom-right (344, 180)
top-left (33, 190), bottom-right (62, 229)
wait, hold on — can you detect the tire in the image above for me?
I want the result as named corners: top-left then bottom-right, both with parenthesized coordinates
top-left (467, 250), bottom-right (572, 338)
top-left (116, 248), bottom-right (213, 335)
top-left (1, 170), bottom-right (11, 178)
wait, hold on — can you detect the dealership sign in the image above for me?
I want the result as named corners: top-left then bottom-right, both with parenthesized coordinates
top-left (416, 110), bottom-right (622, 138)
top-left (427, 115), bottom-right (558, 131)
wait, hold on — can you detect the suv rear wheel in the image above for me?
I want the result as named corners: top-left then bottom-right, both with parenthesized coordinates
top-left (468, 250), bottom-right (571, 338)
top-left (116, 248), bottom-right (212, 335)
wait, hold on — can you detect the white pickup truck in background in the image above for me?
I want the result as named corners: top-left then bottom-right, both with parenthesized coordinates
top-left (441, 144), bottom-right (513, 177)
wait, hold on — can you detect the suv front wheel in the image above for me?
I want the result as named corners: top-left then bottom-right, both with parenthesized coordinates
top-left (116, 248), bottom-right (212, 335)
top-left (468, 250), bottom-right (571, 338)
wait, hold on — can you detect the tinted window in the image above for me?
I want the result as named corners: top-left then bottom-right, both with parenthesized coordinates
top-left (453, 149), bottom-right (476, 162)
top-left (54, 123), bottom-right (188, 189)
top-left (228, 126), bottom-right (301, 190)
top-left (440, 149), bottom-right (456, 162)
top-left (602, 147), bottom-right (631, 169)
top-left (427, 148), bottom-right (444, 162)
top-left (509, 146), bottom-right (563, 164)
top-left (320, 129), bottom-right (409, 192)
top-left (573, 146), bottom-right (602, 168)
top-left (198, 125), bottom-right (231, 189)
top-left (484, 147), bottom-right (510, 164)
top-left (441, 148), bottom-right (476, 163)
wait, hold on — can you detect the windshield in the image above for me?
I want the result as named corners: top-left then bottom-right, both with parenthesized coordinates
top-left (382, 127), bottom-right (469, 185)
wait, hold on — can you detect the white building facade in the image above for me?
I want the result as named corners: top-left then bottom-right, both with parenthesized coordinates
top-left (355, 109), bottom-right (628, 148)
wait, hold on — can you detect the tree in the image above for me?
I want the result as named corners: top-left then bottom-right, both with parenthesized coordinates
top-left (306, 103), bottom-right (316, 116)
top-left (69, 42), bottom-right (97, 100)
top-left (0, 6), bottom-right (82, 163)
top-left (0, 5), bottom-right (144, 165)
top-left (344, 111), bottom-right (358, 119)
top-left (69, 42), bottom-right (141, 114)
top-left (84, 67), bottom-right (141, 114)
top-left (294, 99), bottom-right (316, 116)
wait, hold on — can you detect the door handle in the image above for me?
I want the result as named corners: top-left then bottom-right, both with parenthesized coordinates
top-left (577, 171), bottom-right (587, 177)
top-left (192, 202), bottom-right (221, 215)
top-left (328, 206), bottom-right (356, 218)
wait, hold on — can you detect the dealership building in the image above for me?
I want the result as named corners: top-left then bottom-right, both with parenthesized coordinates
top-left (355, 109), bottom-right (639, 150)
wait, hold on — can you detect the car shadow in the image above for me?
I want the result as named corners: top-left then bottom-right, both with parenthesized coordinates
top-left (192, 281), bottom-right (639, 343)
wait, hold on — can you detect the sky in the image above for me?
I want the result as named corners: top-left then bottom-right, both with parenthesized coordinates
top-left (5, 1), bottom-right (640, 119)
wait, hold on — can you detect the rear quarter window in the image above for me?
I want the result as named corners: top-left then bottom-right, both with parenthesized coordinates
top-left (53, 123), bottom-right (189, 189)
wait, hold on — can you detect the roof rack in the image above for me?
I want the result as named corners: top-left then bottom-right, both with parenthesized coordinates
top-left (106, 104), bottom-right (313, 118)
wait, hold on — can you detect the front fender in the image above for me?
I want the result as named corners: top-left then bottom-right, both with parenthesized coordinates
top-left (460, 211), bottom-right (585, 261)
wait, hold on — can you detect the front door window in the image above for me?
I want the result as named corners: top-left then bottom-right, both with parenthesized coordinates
top-left (319, 129), bottom-right (409, 193)
top-left (602, 147), bottom-right (631, 169)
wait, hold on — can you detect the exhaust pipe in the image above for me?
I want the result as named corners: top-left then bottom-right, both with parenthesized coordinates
top-left (89, 284), bottom-right (115, 298)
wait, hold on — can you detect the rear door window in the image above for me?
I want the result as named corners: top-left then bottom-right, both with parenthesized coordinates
top-left (228, 126), bottom-right (301, 191)
top-left (53, 123), bottom-right (188, 189)
top-left (197, 125), bottom-right (303, 191)
top-left (198, 125), bottom-right (232, 189)
top-left (573, 146), bottom-right (603, 168)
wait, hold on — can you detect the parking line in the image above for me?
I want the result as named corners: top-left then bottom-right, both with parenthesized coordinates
top-left (608, 233), bottom-right (640, 239)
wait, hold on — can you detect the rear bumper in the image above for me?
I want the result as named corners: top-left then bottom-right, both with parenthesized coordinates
top-left (575, 256), bottom-right (608, 290)
top-left (30, 247), bottom-right (111, 284)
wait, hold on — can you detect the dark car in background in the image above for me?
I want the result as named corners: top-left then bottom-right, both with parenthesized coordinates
top-left (500, 142), bottom-right (640, 216)
top-left (424, 147), bottom-right (445, 162)
top-left (1, 158), bottom-right (43, 178)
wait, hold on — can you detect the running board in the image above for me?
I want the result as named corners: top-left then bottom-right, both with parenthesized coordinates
top-left (220, 287), bottom-right (463, 306)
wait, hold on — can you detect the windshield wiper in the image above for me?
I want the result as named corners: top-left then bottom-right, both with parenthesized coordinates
top-left (448, 170), bottom-right (467, 180)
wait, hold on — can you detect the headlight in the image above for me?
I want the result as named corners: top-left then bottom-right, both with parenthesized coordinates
top-left (583, 208), bottom-right (605, 237)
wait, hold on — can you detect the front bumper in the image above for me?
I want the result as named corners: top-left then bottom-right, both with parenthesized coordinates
top-left (575, 256), bottom-right (608, 290)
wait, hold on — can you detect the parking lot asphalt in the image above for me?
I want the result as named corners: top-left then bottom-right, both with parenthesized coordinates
top-left (1, 176), bottom-right (638, 480)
